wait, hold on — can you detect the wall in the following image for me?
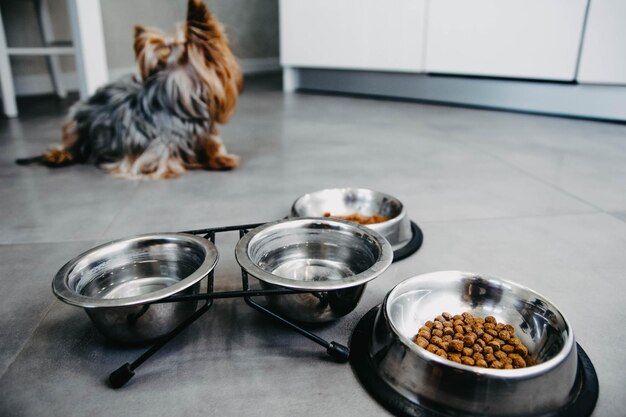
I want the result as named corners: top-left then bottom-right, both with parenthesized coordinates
top-left (0, 0), bottom-right (279, 95)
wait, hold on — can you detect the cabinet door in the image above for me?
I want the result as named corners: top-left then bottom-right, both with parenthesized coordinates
top-left (425, 0), bottom-right (588, 81)
top-left (280, 0), bottom-right (426, 72)
top-left (577, 0), bottom-right (626, 85)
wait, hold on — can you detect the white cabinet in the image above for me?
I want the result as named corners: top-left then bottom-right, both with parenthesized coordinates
top-left (280, 0), bottom-right (427, 72)
top-left (577, 0), bottom-right (626, 85)
top-left (425, 0), bottom-right (588, 81)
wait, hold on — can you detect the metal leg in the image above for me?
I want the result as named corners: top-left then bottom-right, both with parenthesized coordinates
top-left (35, 0), bottom-right (67, 98)
top-left (244, 295), bottom-right (350, 362)
top-left (0, 6), bottom-right (17, 117)
top-left (109, 298), bottom-right (213, 389)
top-left (239, 264), bottom-right (349, 363)
top-left (110, 268), bottom-right (216, 389)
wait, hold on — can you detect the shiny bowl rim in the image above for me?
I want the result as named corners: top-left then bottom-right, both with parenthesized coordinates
top-left (235, 217), bottom-right (393, 291)
top-left (52, 232), bottom-right (219, 309)
top-left (383, 270), bottom-right (576, 379)
top-left (290, 187), bottom-right (407, 230)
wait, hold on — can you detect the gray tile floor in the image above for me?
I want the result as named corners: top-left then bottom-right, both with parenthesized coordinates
top-left (1, 75), bottom-right (625, 416)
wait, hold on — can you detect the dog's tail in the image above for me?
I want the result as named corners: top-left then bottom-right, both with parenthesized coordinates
top-left (15, 155), bottom-right (44, 165)
top-left (15, 148), bottom-right (75, 167)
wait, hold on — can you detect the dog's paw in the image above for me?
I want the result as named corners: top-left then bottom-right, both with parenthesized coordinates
top-left (209, 153), bottom-right (240, 170)
top-left (42, 148), bottom-right (73, 167)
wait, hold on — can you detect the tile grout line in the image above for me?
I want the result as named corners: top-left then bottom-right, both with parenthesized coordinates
top-left (98, 181), bottom-right (141, 241)
top-left (0, 238), bottom-right (97, 380)
top-left (606, 212), bottom-right (626, 225)
top-left (418, 210), bottom-right (603, 226)
top-left (441, 131), bottom-right (607, 214)
top-left (0, 299), bottom-right (60, 382)
top-left (0, 237), bottom-right (97, 247)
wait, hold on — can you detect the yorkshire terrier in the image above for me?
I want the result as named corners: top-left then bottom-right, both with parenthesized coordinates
top-left (17, 0), bottom-right (242, 179)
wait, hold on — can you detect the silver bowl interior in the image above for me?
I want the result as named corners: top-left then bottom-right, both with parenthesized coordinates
top-left (372, 271), bottom-right (578, 415)
top-left (53, 233), bottom-right (219, 308)
top-left (291, 188), bottom-right (412, 250)
top-left (386, 271), bottom-right (574, 374)
top-left (292, 188), bottom-right (404, 220)
top-left (235, 218), bottom-right (393, 291)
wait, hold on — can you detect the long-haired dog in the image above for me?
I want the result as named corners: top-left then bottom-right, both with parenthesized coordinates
top-left (17, 0), bottom-right (242, 179)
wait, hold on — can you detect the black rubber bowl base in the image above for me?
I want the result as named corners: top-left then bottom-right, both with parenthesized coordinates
top-left (392, 221), bottom-right (423, 262)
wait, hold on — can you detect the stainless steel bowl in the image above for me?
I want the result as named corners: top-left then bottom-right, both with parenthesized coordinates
top-left (291, 188), bottom-right (412, 250)
top-left (235, 218), bottom-right (393, 322)
top-left (53, 233), bottom-right (218, 345)
top-left (370, 271), bottom-right (578, 416)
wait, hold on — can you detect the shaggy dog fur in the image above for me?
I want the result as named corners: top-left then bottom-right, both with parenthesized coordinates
top-left (17, 0), bottom-right (242, 179)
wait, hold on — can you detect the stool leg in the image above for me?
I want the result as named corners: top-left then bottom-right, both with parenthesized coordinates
top-left (0, 6), bottom-right (17, 117)
top-left (67, 0), bottom-right (108, 100)
top-left (35, 0), bottom-right (67, 98)
top-left (283, 67), bottom-right (300, 93)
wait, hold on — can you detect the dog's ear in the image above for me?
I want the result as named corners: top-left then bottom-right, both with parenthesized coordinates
top-left (133, 25), bottom-right (147, 60)
top-left (134, 24), bottom-right (157, 79)
top-left (185, 0), bottom-right (242, 123)
top-left (186, 0), bottom-right (225, 48)
top-left (134, 25), bottom-right (169, 80)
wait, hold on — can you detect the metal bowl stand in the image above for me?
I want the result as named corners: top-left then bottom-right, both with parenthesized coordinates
top-left (109, 221), bottom-right (424, 389)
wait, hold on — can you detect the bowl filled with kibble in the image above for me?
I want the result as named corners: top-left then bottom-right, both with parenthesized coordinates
top-left (368, 271), bottom-right (579, 416)
top-left (291, 188), bottom-right (412, 251)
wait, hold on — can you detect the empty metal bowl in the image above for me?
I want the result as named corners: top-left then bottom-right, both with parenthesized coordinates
top-left (370, 271), bottom-right (578, 416)
top-left (52, 233), bottom-right (218, 345)
top-left (235, 218), bottom-right (393, 322)
top-left (291, 188), bottom-right (412, 251)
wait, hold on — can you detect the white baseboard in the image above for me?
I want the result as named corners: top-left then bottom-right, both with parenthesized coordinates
top-left (294, 68), bottom-right (626, 122)
top-left (12, 57), bottom-right (280, 96)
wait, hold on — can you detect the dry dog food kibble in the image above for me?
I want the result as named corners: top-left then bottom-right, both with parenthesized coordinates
top-left (322, 212), bottom-right (389, 225)
top-left (414, 312), bottom-right (534, 369)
